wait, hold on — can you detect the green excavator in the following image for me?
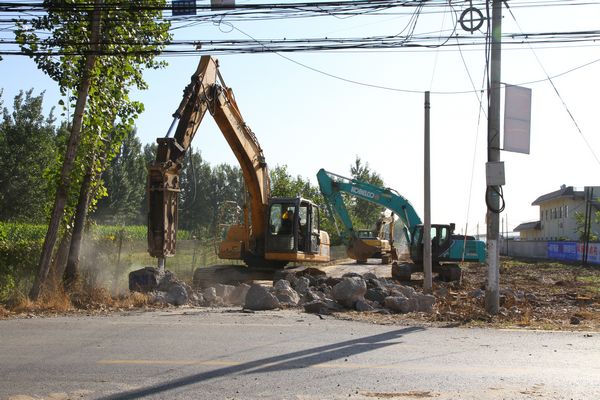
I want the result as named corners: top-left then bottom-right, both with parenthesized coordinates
top-left (317, 168), bottom-right (486, 281)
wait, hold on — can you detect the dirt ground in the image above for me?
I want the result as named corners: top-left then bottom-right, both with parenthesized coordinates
top-left (1, 258), bottom-right (599, 331)
top-left (337, 258), bottom-right (600, 331)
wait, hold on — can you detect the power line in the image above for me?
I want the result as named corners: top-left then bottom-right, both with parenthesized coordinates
top-left (505, 2), bottom-right (600, 168)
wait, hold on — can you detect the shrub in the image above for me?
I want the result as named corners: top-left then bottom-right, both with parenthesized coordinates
top-left (0, 222), bottom-right (46, 300)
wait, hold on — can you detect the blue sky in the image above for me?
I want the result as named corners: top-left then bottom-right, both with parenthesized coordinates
top-left (1, 0), bottom-right (599, 235)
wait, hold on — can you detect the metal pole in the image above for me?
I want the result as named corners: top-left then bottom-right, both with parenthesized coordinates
top-left (423, 91), bottom-right (432, 293)
top-left (505, 214), bottom-right (508, 257)
top-left (485, 0), bottom-right (503, 314)
top-left (157, 257), bottom-right (165, 275)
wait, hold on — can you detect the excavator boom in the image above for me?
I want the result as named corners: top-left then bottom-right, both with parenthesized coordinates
top-left (147, 56), bottom-right (330, 270)
top-left (317, 168), bottom-right (485, 266)
top-left (148, 56), bottom-right (269, 259)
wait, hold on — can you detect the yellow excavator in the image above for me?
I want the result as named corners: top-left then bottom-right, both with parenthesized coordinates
top-left (147, 56), bottom-right (330, 274)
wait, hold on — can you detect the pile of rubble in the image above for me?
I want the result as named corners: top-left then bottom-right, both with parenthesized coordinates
top-left (128, 267), bottom-right (436, 315)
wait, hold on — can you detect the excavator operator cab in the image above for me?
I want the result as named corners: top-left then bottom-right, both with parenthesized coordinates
top-left (265, 197), bottom-right (330, 262)
top-left (410, 224), bottom-right (454, 263)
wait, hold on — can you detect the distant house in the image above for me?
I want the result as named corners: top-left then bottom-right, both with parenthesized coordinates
top-left (514, 185), bottom-right (600, 241)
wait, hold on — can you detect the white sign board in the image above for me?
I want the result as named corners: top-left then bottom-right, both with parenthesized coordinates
top-left (211, 0), bottom-right (235, 10)
top-left (503, 85), bottom-right (532, 154)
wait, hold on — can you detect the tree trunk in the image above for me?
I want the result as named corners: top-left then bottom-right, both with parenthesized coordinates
top-left (51, 231), bottom-right (72, 282)
top-left (63, 159), bottom-right (95, 290)
top-left (29, 1), bottom-right (102, 300)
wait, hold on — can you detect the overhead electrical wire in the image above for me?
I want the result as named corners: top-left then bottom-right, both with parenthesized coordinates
top-left (504, 2), bottom-right (600, 169)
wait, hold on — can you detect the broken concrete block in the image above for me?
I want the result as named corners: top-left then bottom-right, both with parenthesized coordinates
top-left (293, 276), bottom-right (311, 295)
top-left (165, 283), bottom-right (189, 306)
top-left (365, 287), bottom-right (388, 304)
top-left (229, 283), bottom-right (250, 306)
top-left (355, 299), bottom-right (376, 312)
top-left (273, 279), bottom-right (301, 306)
top-left (202, 287), bottom-right (219, 304)
top-left (332, 277), bottom-right (367, 308)
top-left (384, 295), bottom-right (415, 313)
top-left (245, 284), bottom-right (280, 310)
top-left (214, 284), bottom-right (236, 302)
top-left (362, 272), bottom-right (378, 281)
top-left (387, 284), bottom-right (416, 299)
top-left (303, 299), bottom-right (343, 315)
top-left (129, 267), bottom-right (163, 292)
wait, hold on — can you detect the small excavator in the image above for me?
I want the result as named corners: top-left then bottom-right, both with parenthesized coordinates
top-left (146, 56), bottom-right (330, 282)
top-left (317, 168), bottom-right (485, 281)
top-left (352, 213), bottom-right (396, 264)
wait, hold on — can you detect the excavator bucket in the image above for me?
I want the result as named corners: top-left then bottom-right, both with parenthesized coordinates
top-left (347, 238), bottom-right (380, 263)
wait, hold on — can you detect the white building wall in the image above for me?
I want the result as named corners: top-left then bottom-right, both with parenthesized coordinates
top-left (537, 189), bottom-right (600, 241)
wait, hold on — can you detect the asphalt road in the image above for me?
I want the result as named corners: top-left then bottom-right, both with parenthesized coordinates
top-left (1, 309), bottom-right (598, 400)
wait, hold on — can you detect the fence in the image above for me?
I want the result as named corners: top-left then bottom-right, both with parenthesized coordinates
top-left (499, 238), bottom-right (600, 265)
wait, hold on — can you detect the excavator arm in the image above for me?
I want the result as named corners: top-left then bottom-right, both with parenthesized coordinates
top-left (148, 56), bottom-right (269, 259)
top-left (317, 168), bottom-right (422, 246)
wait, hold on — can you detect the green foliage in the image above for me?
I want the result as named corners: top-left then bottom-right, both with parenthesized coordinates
top-left (14, 0), bottom-right (172, 230)
top-left (574, 209), bottom-right (600, 242)
top-left (270, 165), bottom-right (340, 244)
top-left (349, 156), bottom-right (385, 229)
top-left (93, 128), bottom-right (146, 225)
top-left (0, 223), bottom-right (46, 300)
top-left (0, 90), bottom-right (61, 222)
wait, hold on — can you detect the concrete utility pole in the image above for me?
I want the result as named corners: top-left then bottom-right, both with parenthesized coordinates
top-left (485, 0), bottom-right (503, 314)
top-left (423, 91), bottom-right (432, 293)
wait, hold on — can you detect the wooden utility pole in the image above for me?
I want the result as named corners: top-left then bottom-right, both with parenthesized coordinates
top-left (423, 91), bottom-right (432, 293)
top-left (485, 0), bottom-right (503, 314)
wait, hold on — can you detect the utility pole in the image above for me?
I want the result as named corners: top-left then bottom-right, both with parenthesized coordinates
top-left (423, 91), bottom-right (432, 293)
top-left (485, 0), bottom-right (503, 314)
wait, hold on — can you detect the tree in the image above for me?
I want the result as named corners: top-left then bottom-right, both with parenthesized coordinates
top-left (349, 156), bottom-right (385, 229)
top-left (269, 165), bottom-right (339, 243)
top-left (178, 147), bottom-right (213, 233)
top-left (575, 209), bottom-right (600, 242)
top-left (16, 0), bottom-right (171, 299)
top-left (0, 90), bottom-right (60, 222)
top-left (270, 165), bottom-right (320, 200)
top-left (93, 128), bottom-right (146, 225)
top-left (208, 164), bottom-right (245, 235)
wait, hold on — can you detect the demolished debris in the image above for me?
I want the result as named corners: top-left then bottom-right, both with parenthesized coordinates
top-left (130, 266), bottom-right (436, 316)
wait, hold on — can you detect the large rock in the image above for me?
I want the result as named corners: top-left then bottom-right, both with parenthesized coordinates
top-left (244, 284), bottom-right (280, 310)
top-left (273, 279), bottom-right (301, 306)
top-left (292, 277), bottom-right (311, 295)
top-left (165, 283), bottom-right (189, 306)
top-left (387, 284), bottom-right (416, 299)
top-left (332, 277), bottom-right (367, 308)
top-left (303, 299), bottom-right (343, 315)
top-left (229, 283), bottom-right (250, 306)
top-left (362, 272), bottom-right (379, 281)
top-left (300, 288), bottom-right (325, 305)
top-left (365, 278), bottom-right (385, 290)
top-left (365, 287), bottom-right (388, 304)
top-left (129, 267), bottom-right (163, 292)
top-left (214, 284), bottom-right (236, 303)
top-left (202, 287), bottom-right (219, 305)
top-left (355, 299), bottom-right (376, 312)
top-left (384, 295), bottom-right (415, 313)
